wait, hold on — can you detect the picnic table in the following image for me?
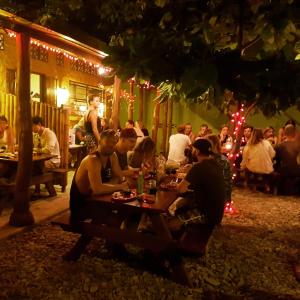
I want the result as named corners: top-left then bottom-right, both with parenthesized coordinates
top-left (0, 153), bottom-right (58, 196)
top-left (52, 188), bottom-right (214, 286)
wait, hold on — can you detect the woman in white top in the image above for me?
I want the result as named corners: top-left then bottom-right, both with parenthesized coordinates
top-left (0, 115), bottom-right (14, 152)
top-left (241, 128), bottom-right (275, 174)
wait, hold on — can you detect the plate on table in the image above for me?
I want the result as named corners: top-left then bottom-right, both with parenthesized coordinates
top-left (112, 191), bottom-right (137, 203)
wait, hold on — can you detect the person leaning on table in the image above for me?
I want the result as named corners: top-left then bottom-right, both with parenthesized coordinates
top-left (170, 139), bottom-right (226, 230)
top-left (69, 129), bottom-right (129, 223)
top-left (32, 116), bottom-right (61, 168)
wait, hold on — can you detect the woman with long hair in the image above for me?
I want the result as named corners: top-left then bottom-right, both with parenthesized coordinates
top-left (241, 128), bottom-right (275, 174)
top-left (84, 94), bottom-right (101, 153)
top-left (128, 137), bottom-right (156, 169)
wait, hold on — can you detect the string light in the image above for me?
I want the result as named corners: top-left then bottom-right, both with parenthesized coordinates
top-left (6, 29), bottom-right (109, 74)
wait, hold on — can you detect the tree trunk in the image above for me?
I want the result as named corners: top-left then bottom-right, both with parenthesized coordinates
top-left (152, 100), bottom-right (160, 144)
top-left (111, 76), bottom-right (121, 130)
top-left (128, 81), bottom-right (134, 120)
top-left (166, 98), bottom-right (173, 155)
top-left (138, 85), bottom-right (144, 122)
top-left (9, 31), bottom-right (34, 226)
top-left (161, 101), bottom-right (169, 155)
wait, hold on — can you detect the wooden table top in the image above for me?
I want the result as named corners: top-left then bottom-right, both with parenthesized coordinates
top-left (0, 153), bottom-right (56, 163)
top-left (69, 144), bottom-right (86, 150)
top-left (90, 190), bottom-right (178, 214)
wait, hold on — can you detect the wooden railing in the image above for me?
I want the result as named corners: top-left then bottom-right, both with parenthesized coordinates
top-left (0, 91), bottom-right (70, 169)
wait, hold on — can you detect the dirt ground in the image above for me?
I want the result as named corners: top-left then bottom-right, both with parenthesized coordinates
top-left (0, 188), bottom-right (299, 300)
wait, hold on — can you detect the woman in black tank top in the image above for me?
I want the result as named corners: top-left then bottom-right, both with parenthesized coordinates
top-left (85, 95), bottom-right (102, 153)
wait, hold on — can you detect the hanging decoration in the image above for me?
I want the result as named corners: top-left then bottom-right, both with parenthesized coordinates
top-left (6, 29), bottom-right (110, 74)
top-left (228, 103), bottom-right (246, 178)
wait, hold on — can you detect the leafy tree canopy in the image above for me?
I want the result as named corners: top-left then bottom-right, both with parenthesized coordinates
top-left (2, 0), bottom-right (300, 115)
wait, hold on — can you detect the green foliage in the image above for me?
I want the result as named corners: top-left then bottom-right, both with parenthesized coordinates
top-left (3, 0), bottom-right (300, 115)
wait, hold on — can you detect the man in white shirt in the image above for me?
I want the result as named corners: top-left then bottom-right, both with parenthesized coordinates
top-left (32, 116), bottom-right (61, 168)
top-left (168, 124), bottom-right (191, 164)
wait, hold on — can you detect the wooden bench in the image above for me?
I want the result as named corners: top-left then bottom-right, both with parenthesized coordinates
top-left (50, 168), bottom-right (68, 192)
top-left (52, 208), bottom-right (214, 286)
top-left (0, 172), bottom-right (56, 198)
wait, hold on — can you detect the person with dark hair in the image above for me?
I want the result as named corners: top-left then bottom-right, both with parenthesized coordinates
top-left (175, 138), bottom-right (226, 226)
top-left (136, 120), bottom-right (149, 137)
top-left (241, 128), bottom-right (275, 174)
top-left (206, 134), bottom-right (232, 204)
top-left (275, 124), bottom-right (300, 178)
top-left (115, 128), bottom-right (137, 174)
top-left (32, 116), bottom-right (60, 168)
top-left (84, 94), bottom-right (101, 153)
top-left (0, 115), bottom-right (15, 152)
top-left (128, 137), bottom-right (156, 169)
top-left (69, 129), bottom-right (129, 222)
top-left (264, 126), bottom-right (278, 146)
top-left (278, 119), bottom-right (297, 143)
top-left (100, 118), bottom-right (109, 132)
top-left (185, 123), bottom-right (196, 143)
top-left (125, 120), bottom-right (135, 128)
top-left (168, 124), bottom-right (191, 164)
top-left (197, 124), bottom-right (209, 138)
top-left (218, 125), bottom-right (233, 154)
top-left (242, 124), bottom-right (253, 146)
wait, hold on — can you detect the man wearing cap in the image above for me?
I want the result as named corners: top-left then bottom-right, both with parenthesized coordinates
top-left (176, 139), bottom-right (226, 226)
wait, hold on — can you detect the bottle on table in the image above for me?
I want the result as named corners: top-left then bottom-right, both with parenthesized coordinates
top-left (156, 152), bottom-right (166, 175)
top-left (137, 170), bottom-right (144, 195)
top-left (37, 138), bottom-right (42, 155)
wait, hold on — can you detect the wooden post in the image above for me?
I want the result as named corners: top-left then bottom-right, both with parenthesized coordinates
top-left (128, 80), bottom-right (134, 120)
top-left (161, 101), bottom-right (169, 154)
top-left (152, 100), bottom-right (160, 144)
top-left (166, 98), bottom-right (173, 155)
top-left (111, 76), bottom-right (121, 130)
top-left (9, 31), bottom-right (34, 226)
top-left (138, 85), bottom-right (144, 121)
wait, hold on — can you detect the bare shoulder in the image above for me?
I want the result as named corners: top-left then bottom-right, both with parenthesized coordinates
top-left (82, 153), bottom-right (101, 167)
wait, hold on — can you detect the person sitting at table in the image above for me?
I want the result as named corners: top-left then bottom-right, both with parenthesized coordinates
top-left (175, 139), bottom-right (226, 227)
top-left (84, 94), bottom-right (102, 153)
top-left (168, 124), bottom-right (191, 164)
top-left (206, 134), bottom-right (232, 205)
top-left (0, 115), bottom-right (15, 153)
top-left (274, 125), bottom-right (300, 192)
top-left (128, 137), bottom-right (156, 169)
top-left (278, 119), bottom-right (296, 144)
top-left (197, 124), bottom-right (209, 139)
top-left (74, 127), bottom-right (86, 145)
top-left (70, 129), bottom-right (129, 222)
top-left (185, 123), bottom-right (196, 143)
top-left (218, 125), bottom-right (233, 154)
top-left (115, 128), bottom-right (138, 177)
top-left (32, 116), bottom-right (60, 168)
top-left (240, 128), bottom-right (275, 192)
top-left (264, 126), bottom-right (278, 147)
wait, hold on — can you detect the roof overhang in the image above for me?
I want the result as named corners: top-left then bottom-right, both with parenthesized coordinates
top-left (0, 9), bottom-right (108, 63)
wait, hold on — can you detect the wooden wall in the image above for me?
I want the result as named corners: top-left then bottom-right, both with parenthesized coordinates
top-left (0, 91), bottom-right (69, 169)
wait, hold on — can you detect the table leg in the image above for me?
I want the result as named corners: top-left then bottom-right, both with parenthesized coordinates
top-left (63, 235), bottom-right (93, 261)
top-left (149, 214), bottom-right (173, 240)
top-left (168, 255), bottom-right (192, 287)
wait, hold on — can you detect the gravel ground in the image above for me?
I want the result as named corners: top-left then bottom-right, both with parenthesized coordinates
top-left (0, 189), bottom-right (299, 300)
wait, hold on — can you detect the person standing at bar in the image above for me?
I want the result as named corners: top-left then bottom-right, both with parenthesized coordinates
top-left (84, 94), bottom-right (102, 153)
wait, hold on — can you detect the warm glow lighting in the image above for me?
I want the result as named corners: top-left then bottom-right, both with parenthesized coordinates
top-left (98, 102), bottom-right (105, 118)
top-left (56, 88), bottom-right (69, 107)
top-left (79, 105), bottom-right (87, 112)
